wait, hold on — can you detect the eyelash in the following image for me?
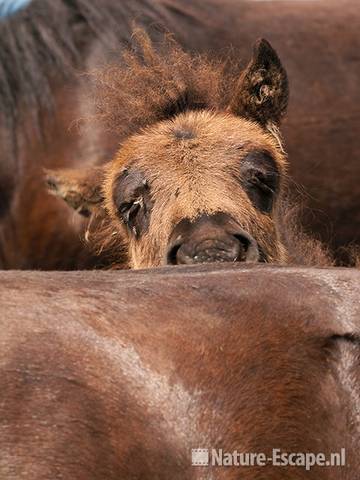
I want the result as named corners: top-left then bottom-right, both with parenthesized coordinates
top-left (241, 168), bottom-right (278, 214)
top-left (247, 172), bottom-right (275, 194)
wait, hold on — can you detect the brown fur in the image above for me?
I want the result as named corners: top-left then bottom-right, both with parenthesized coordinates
top-left (93, 29), bottom-right (234, 140)
top-left (92, 31), bottom-right (289, 144)
top-left (83, 196), bottom-right (333, 270)
top-left (104, 113), bottom-right (288, 268)
top-left (48, 32), bottom-right (332, 270)
top-left (0, 0), bottom-right (359, 270)
top-left (276, 200), bottom-right (334, 267)
top-left (1, 0), bottom-right (359, 269)
top-left (0, 265), bottom-right (359, 479)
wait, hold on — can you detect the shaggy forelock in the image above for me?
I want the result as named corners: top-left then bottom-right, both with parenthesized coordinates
top-left (92, 29), bottom-right (239, 139)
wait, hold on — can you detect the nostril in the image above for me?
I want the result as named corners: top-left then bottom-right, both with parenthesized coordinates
top-left (234, 232), bottom-right (259, 262)
top-left (167, 242), bottom-right (182, 265)
top-left (234, 233), bottom-right (250, 251)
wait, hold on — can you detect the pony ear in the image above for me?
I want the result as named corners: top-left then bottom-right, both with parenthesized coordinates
top-left (230, 39), bottom-right (289, 127)
top-left (45, 166), bottom-right (105, 217)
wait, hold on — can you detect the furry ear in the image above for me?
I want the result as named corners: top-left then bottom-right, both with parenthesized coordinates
top-left (45, 166), bottom-right (105, 217)
top-left (230, 39), bottom-right (289, 127)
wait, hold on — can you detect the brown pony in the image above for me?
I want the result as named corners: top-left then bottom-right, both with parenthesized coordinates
top-left (47, 32), bottom-right (330, 270)
top-left (1, 265), bottom-right (359, 479)
top-left (0, 0), bottom-right (359, 269)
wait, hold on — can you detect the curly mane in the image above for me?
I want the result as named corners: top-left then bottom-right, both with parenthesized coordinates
top-left (92, 29), bottom-right (239, 140)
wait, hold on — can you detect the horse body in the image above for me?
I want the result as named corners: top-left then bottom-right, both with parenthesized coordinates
top-left (0, 265), bottom-right (359, 478)
top-left (0, 0), bottom-right (359, 269)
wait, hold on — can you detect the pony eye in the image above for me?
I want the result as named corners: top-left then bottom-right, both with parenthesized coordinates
top-left (240, 151), bottom-right (279, 214)
top-left (112, 168), bottom-right (153, 238)
top-left (119, 199), bottom-right (142, 229)
top-left (244, 170), bottom-right (276, 214)
top-left (247, 171), bottom-right (275, 194)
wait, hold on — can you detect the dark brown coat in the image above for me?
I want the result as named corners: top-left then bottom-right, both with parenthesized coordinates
top-left (0, 0), bottom-right (359, 268)
top-left (0, 265), bottom-right (359, 479)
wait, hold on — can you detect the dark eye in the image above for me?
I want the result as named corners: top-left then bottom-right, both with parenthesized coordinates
top-left (245, 170), bottom-right (277, 213)
top-left (240, 151), bottom-right (279, 214)
top-left (112, 169), bottom-right (153, 238)
top-left (118, 199), bottom-right (142, 236)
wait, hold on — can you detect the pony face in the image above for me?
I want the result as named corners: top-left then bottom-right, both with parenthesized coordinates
top-left (47, 31), bottom-right (291, 269)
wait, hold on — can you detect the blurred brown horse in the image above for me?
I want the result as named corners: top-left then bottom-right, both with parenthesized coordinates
top-left (0, 0), bottom-right (359, 269)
